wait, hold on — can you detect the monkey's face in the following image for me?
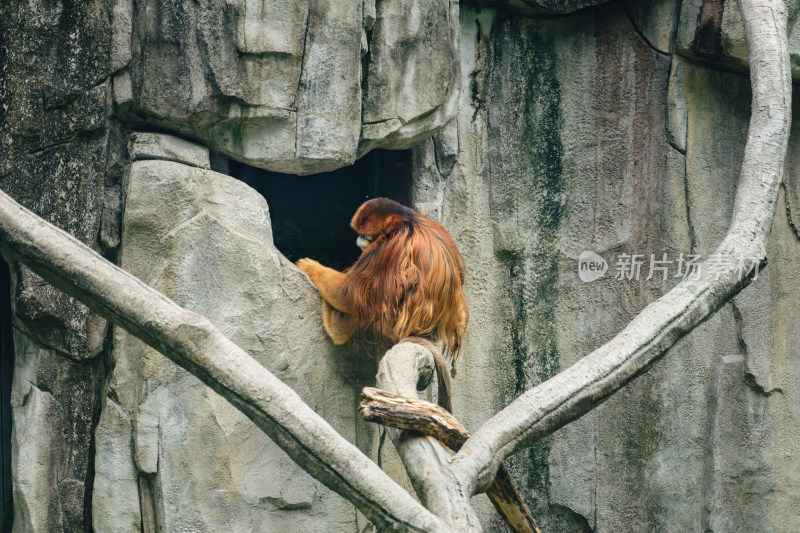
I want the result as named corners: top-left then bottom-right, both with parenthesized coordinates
top-left (356, 234), bottom-right (373, 250)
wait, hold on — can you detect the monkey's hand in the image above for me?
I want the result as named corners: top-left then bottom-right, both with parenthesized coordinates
top-left (295, 257), bottom-right (321, 276)
top-left (295, 258), bottom-right (355, 314)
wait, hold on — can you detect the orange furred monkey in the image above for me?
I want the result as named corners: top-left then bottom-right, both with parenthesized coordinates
top-left (296, 198), bottom-right (468, 378)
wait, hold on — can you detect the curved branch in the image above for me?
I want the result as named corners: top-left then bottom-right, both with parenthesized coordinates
top-left (451, 0), bottom-right (792, 494)
top-left (359, 387), bottom-right (541, 533)
top-left (375, 342), bottom-right (482, 532)
top-left (0, 190), bottom-right (454, 533)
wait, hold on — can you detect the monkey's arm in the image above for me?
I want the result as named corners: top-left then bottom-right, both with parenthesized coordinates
top-left (296, 258), bottom-right (357, 314)
top-left (322, 301), bottom-right (358, 344)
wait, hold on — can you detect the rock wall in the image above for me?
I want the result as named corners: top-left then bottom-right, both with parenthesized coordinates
top-left (3, 0), bottom-right (800, 531)
top-left (411, 2), bottom-right (800, 531)
top-left (0, 0), bottom-right (122, 529)
top-left (113, 0), bottom-right (459, 174)
top-left (91, 138), bottom-right (379, 531)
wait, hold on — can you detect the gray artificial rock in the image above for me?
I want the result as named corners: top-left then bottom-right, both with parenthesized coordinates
top-left (92, 398), bottom-right (141, 533)
top-left (120, 0), bottom-right (360, 174)
top-left (359, 0), bottom-right (461, 154)
top-left (622, 0), bottom-right (682, 53)
top-left (113, 0), bottom-right (417, 174)
top-left (783, 93), bottom-right (800, 238)
top-left (116, 0), bottom-right (459, 174)
top-left (0, 0), bottom-right (121, 527)
top-left (92, 150), bottom-right (379, 531)
top-left (129, 132), bottom-right (210, 169)
top-left (677, 0), bottom-right (800, 78)
top-left (11, 331), bottom-right (95, 533)
top-left (464, 0), bottom-right (612, 15)
top-left (410, 5), bottom-right (800, 531)
top-left (0, 0), bottom-right (119, 363)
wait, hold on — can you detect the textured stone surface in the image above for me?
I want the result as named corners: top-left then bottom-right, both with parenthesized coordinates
top-left (0, 3), bottom-right (114, 361)
top-left (0, 0), bottom-right (123, 529)
top-left (92, 152), bottom-right (380, 531)
top-left (92, 398), bottom-right (140, 533)
top-left (360, 0), bottom-right (461, 153)
top-left (676, 0), bottom-right (800, 77)
top-left (129, 132), bottom-right (210, 169)
top-left (465, 0), bottom-right (612, 15)
top-left (118, 0), bottom-right (460, 174)
top-left (10, 331), bottom-right (95, 533)
top-left (622, 0), bottom-right (682, 53)
top-left (5, 0), bottom-right (800, 531)
top-left (118, 0), bottom-right (362, 174)
top-left (408, 4), bottom-right (800, 531)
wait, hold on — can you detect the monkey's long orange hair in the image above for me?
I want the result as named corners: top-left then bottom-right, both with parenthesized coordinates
top-left (341, 199), bottom-right (468, 369)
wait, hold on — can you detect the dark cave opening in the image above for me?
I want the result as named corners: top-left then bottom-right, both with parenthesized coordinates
top-left (229, 150), bottom-right (413, 271)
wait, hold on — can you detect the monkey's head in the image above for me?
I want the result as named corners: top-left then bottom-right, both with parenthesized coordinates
top-left (344, 197), bottom-right (468, 365)
top-left (351, 198), bottom-right (416, 251)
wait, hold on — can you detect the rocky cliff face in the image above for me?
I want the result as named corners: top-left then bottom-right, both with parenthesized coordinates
top-left (2, 0), bottom-right (800, 531)
top-left (418, 4), bottom-right (800, 531)
top-left (113, 0), bottom-right (459, 174)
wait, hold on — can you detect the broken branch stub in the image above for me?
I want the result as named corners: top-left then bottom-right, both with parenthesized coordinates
top-left (359, 387), bottom-right (469, 449)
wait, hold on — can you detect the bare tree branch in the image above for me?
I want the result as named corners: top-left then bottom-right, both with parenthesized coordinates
top-left (0, 189), bottom-right (455, 533)
top-left (450, 0), bottom-right (792, 495)
top-left (360, 387), bottom-right (542, 533)
top-left (360, 387), bottom-right (470, 449)
top-left (374, 342), bottom-right (482, 531)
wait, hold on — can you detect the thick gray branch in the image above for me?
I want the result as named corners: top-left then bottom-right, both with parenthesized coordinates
top-left (451, 0), bottom-right (792, 494)
top-left (376, 342), bottom-right (482, 532)
top-left (359, 387), bottom-right (541, 533)
top-left (0, 189), bottom-right (453, 533)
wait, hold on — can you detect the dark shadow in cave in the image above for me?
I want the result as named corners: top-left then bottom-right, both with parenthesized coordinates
top-left (229, 150), bottom-right (412, 271)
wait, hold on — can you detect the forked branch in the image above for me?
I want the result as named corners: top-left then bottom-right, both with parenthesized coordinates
top-left (372, 342), bottom-right (481, 531)
top-left (450, 0), bottom-right (792, 495)
top-left (360, 387), bottom-right (542, 533)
